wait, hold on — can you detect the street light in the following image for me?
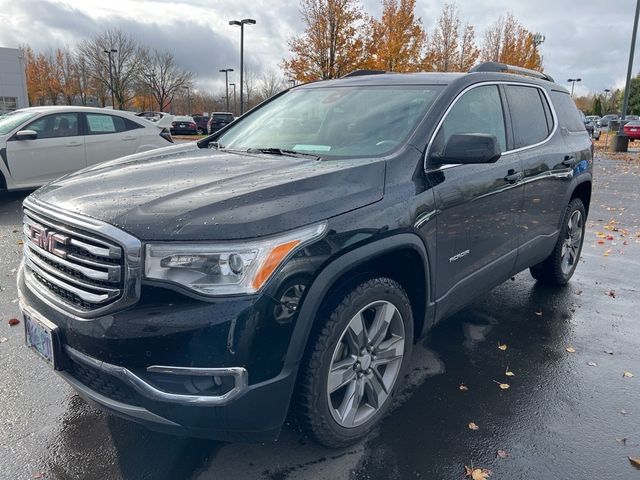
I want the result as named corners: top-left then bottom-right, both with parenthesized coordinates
top-left (219, 68), bottom-right (234, 112)
top-left (229, 18), bottom-right (256, 115)
top-left (103, 48), bottom-right (117, 108)
top-left (567, 78), bottom-right (582, 98)
top-left (182, 85), bottom-right (191, 115)
top-left (229, 82), bottom-right (237, 116)
top-left (604, 88), bottom-right (611, 113)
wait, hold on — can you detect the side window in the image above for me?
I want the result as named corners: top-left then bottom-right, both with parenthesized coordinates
top-left (86, 114), bottom-right (138, 135)
top-left (539, 89), bottom-right (554, 134)
top-left (432, 85), bottom-right (506, 156)
top-left (27, 113), bottom-right (79, 139)
top-left (550, 91), bottom-right (587, 133)
top-left (505, 85), bottom-right (549, 148)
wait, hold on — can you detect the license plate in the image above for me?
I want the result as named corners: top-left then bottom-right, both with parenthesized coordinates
top-left (24, 309), bottom-right (59, 369)
top-left (180, 124), bottom-right (186, 127)
top-left (631, 128), bottom-right (638, 132)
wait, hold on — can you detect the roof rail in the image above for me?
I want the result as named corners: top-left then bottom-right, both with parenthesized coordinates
top-left (341, 69), bottom-right (387, 78)
top-left (470, 62), bottom-right (554, 83)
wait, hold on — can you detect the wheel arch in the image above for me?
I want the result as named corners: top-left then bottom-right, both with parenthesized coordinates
top-left (285, 233), bottom-right (432, 368)
top-left (570, 179), bottom-right (592, 216)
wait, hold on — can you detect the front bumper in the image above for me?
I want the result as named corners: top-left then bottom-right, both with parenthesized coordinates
top-left (18, 267), bottom-right (299, 442)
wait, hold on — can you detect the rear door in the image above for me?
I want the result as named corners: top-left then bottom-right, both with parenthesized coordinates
top-left (424, 84), bottom-right (524, 316)
top-left (83, 113), bottom-right (143, 166)
top-left (6, 112), bottom-right (85, 187)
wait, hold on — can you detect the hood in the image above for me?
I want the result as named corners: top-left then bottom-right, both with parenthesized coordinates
top-left (30, 143), bottom-right (385, 240)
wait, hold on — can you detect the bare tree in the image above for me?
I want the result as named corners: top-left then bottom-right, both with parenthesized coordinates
top-left (138, 50), bottom-right (194, 112)
top-left (243, 70), bottom-right (258, 110)
top-left (77, 29), bottom-right (146, 109)
top-left (259, 69), bottom-right (285, 101)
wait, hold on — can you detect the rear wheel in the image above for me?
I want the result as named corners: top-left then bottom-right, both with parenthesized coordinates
top-left (296, 277), bottom-right (413, 447)
top-left (530, 198), bottom-right (586, 285)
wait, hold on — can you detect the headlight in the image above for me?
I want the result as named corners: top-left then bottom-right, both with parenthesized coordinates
top-left (144, 222), bottom-right (327, 296)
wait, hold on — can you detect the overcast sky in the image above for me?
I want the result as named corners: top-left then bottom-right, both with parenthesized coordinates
top-left (0, 0), bottom-right (637, 97)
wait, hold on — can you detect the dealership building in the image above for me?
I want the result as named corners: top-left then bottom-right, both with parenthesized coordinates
top-left (0, 47), bottom-right (29, 114)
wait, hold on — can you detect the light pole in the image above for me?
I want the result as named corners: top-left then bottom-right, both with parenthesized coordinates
top-left (219, 68), bottom-right (234, 112)
top-left (229, 18), bottom-right (256, 115)
top-left (182, 85), bottom-right (191, 115)
top-left (229, 83), bottom-right (237, 116)
top-left (103, 48), bottom-right (117, 108)
top-left (603, 88), bottom-right (611, 113)
top-left (567, 78), bottom-right (581, 98)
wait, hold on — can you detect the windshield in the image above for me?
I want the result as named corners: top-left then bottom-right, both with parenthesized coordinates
top-left (0, 110), bottom-right (39, 135)
top-left (217, 85), bottom-right (443, 158)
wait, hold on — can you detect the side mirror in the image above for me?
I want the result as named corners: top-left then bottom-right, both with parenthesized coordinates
top-left (432, 133), bottom-right (501, 165)
top-left (15, 130), bottom-right (38, 140)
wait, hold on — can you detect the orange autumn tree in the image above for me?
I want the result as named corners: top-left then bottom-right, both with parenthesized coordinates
top-left (282, 0), bottom-right (367, 82)
top-left (481, 13), bottom-right (543, 71)
top-left (363, 0), bottom-right (425, 72)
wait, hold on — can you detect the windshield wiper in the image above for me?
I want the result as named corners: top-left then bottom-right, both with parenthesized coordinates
top-left (246, 147), bottom-right (321, 160)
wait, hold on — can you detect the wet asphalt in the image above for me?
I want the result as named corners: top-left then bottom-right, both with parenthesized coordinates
top-left (0, 154), bottom-right (639, 480)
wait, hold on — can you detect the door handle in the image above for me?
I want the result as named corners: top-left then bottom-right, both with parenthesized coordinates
top-left (504, 170), bottom-right (523, 184)
top-left (122, 136), bottom-right (137, 141)
top-left (65, 142), bottom-right (82, 147)
top-left (562, 155), bottom-right (576, 167)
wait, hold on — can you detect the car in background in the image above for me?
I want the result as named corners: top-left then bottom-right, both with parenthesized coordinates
top-left (579, 111), bottom-right (600, 140)
top-left (598, 114), bottom-right (619, 128)
top-left (586, 115), bottom-right (601, 124)
top-left (623, 120), bottom-right (640, 140)
top-left (0, 106), bottom-right (173, 192)
top-left (170, 115), bottom-right (198, 135)
top-left (192, 115), bottom-right (209, 135)
top-left (207, 112), bottom-right (234, 134)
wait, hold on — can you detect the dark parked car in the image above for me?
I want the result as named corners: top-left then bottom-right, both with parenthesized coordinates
top-left (192, 115), bottom-right (209, 135)
top-left (598, 114), bottom-right (619, 128)
top-left (207, 112), bottom-right (234, 134)
top-left (19, 62), bottom-right (592, 448)
top-left (170, 115), bottom-right (198, 135)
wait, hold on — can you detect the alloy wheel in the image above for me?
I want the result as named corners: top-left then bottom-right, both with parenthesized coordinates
top-left (561, 210), bottom-right (583, 275)
top-left (326, 300), bottom-right (405, 428)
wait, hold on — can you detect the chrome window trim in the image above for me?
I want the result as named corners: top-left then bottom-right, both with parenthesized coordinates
top-left (423, 81), bottom-right (559, 173)
top-left (22, 196), bottom-right (141, 319)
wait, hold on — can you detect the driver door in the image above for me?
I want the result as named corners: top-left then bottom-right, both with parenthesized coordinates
top-left (6, 112), bottom-right (85, 187)
top-left (424, 84), bottom-right (524, 317)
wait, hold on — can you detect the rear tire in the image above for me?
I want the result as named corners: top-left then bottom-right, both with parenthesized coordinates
top-left (530, 198), bottom-right (586, 285)
top-left (296, 277), bottom-right (414, 448)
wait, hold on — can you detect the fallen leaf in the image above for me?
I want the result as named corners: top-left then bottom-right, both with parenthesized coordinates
top-left (620, 409), bottom-right (629, 415)
top-left (464, 466), bottom-right (492, 480)
top-left (623, 371), bottom-right (634, 378)
top-left (629, 457), bottom-right (640, 469)
top-left (493, 380), bottom-right (510, 390)
top-left (498, 343), bottom-right (507, 351)
top-left (566, 346), bottom-right (576, 353)
top-left (16, 239), bottom-right (24, 246)
top-left (616, 437), bottom-right (628, 445)
top-left (32, 472), bottom-right (46, 479)
top-left (604, 249), bottom-right (611, 256)
top-left (496, 449), bottom-right (510, 459)
top-left (8, 318), bottom-right (20, 326)
top-left (505, 367), bottom-right (515, 377)
top-left (596, 232), bottom-right (606, 238)
top-left (597, 239), bottom-right (606, 245)
top-left (608, 290), bottom-right (616, 298)
top-left (587, 361), bottom-right (598, 367)
top-left (607, 235), bottom-right (614, 240)
top-left (575, 289), bottom-right (583, 295)
top-left (459, 383), bottom-right (469, 391)
top-left (468, 422), bottom-right (479, 431)
top-left (604, 350), bottom-right (614, 355)
top-left (0, 337), bottom-right (7, 343)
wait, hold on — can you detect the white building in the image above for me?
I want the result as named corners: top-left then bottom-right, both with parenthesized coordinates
top-left (0, 47), bottom-right (29, 114)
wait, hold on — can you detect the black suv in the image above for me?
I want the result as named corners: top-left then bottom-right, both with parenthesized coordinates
top-left (207, 112), bottom-right (234, 134)
top-left (18, 62), bottom-right (592, 448)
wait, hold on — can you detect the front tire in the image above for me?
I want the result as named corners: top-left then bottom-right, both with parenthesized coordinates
top-left (296, 277), bottom-right (414, 448)
top-left (530, 197), bottom-right (586, 285)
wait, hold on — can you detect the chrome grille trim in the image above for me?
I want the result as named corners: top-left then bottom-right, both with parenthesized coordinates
top-left (22, 197), bottom-right (141, 318)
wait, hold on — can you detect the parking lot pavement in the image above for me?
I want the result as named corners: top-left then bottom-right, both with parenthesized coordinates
top-left (1, 154), bottom-right (639, 480)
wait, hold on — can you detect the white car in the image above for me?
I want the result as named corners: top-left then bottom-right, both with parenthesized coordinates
top-left (0, 106), bottom-right (174, 191)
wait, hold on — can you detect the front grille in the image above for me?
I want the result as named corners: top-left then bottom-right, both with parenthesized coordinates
top-left (68, 358), bottom-right (141, 406)
top-left (23, 206), bottom-right (126, 313)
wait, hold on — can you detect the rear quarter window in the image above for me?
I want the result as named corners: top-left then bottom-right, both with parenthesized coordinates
top-left (550, 91), bottom-right (586, 133)
top-left (505, 85), bottom-right (550, 148)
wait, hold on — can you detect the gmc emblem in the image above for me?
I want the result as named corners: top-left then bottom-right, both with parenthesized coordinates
top-left (27, 224), bottom-right (69, 259)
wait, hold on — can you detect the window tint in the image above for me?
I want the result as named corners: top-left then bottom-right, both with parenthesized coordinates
top-left (505, 85), bottom-right (549, 148)
top-left (550, 91), bottom-right (586, 133)
top-left (27, 113), bottom-right (79, 139)
top-left (432, 85), bottom-right (506, 155)
top-left (85, 114), bottom-right (141, 134)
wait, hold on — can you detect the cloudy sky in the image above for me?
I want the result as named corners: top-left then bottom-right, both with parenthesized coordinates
top-left (0, 0), bottom-right (637, 96)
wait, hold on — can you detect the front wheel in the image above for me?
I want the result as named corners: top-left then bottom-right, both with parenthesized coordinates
top-left (296, 277), bottom-right (413, 447)
top-left (530, 197), bottom-right (586, 285)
